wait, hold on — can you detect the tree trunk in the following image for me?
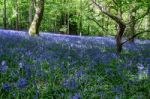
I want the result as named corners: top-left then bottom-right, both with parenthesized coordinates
top-left (67, 11), bottom-right (70, 34)
top-left (29, 0), bottom-right (34, 28)
top-left (129, 11), bottom-right (136, 42)
top-left (116, 23), bottom-right (126, 53)
top-left (15, 0), bottom-right (19, 30)
top-left (29, 0), bottom-right (45, 36)
top-left (3, 0), bottom-right (7, 29)
top-left (79, 0), bottom-right (82, 36)
top-left (148, 12), bottom-right (150, 37)
top-left (91, 0), bottom-right (126, 53)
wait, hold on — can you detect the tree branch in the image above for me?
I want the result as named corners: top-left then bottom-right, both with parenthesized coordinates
top-left (88, 17), bottom-right (108, 32)
top-left (127, 6), bottom-right (150, 25)
top-left (122, 30), bottom-right (150, 45)
top-left (91, 0), bottom-right (124, 25)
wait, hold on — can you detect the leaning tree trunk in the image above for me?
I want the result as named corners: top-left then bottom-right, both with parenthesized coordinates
top-left (91, 0), bottom-right (126, 53)
top-left (29, 0), bottom-right (45, 36)
top-left (116, 23), bottom-right (126, 53)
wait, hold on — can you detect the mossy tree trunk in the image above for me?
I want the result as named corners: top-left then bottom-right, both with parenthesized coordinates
top-left (29, 0), bottom-right (45, 36)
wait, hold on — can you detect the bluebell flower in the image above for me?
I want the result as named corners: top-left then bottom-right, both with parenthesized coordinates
top-left (115, 95), bottom-right (119, 99)
top-left (1, 60), bottom-right (7, 65)
top-left (137, 63), bottom-right (144, 70)
top-left (24, 66), bottom-right (31, 79)
top-left (0, 60), bottom-right (8, 72)
top-left (62, 78), bottom-right (76, 89)
top-left (71, 93), bottom-right (81, 99)
top-left (34, 90), bottom-right (39, 99)
top-left (16, 78), bottom-right (28, 88)
top-left (2, 83), bottom-right (10, 90)
top-left (148, 67), bottom-right (150, 75)
top-left (76, 68), bottom-right (84, 78)
top-left (62, 79), bottom-right (69, 87)
top-left (0, 65), bottom-right (8, 72)
top-left (112, 85), bottom-right (123, 94)
top-left (70, 78), bottom-right (76, 89)
top-left (18, 62), bottom-right (23, 69)
top-left (76, 70), bottom-right (83, 78)
top-left (13, 93), bottom-right (16, 97)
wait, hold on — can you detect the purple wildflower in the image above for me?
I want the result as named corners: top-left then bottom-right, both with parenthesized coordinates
top-left (71, 93), bottom-right (81, 99)
top-left (16, 78), bottom-right (28, 88)
top-left (76, 69), bottom-right (84, 78)
top-left (1, 60), bottom-right (7, 65)
top-left (34, 90), bottom-right (40, 99)
top-left (18, 62), bottom-right (23, 69)
top-left (137, 63), bottom-right (144, 70)
top-left (62, 79), bottom-right (69, 87)
top-left (70, 78), bottom-right (76, 89)
top-left (0, 65), bottom-right (8, 72)
top-left (2, 83), bottom-right (10, 90)
top-left (13, 93), bottom-right (16, 97)
top-left (62, 78), bottom-right (76, 89)
top-left (0, 61), bottom-right (8, 72)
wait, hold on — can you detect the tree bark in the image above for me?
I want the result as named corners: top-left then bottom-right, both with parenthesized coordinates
top-left (91, 0), bottom-right (126, 53)
top-left (15, 0), bottom-right (19, 30)
top-left (3, 0), bottom-right (7, 29)
top-left (29, 0), bottom-right (45, 36)
top-left (116, 23), bottom-right (126, 53)
top-left (79, 0), bottom-right (83, 36)
top-left (129, 12), bottom-right (136, 42)
top-left (29, 0), bottom-right (34, 28)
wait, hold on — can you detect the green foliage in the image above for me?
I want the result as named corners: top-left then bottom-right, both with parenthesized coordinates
top-left (0, 0), bottom-right (149, 38)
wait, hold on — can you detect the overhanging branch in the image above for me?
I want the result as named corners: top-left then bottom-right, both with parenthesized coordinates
top-left (122, 30), bottom-right (150, 45)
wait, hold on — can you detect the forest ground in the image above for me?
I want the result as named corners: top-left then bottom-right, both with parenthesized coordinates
top-left (0, 29), bottom-right (150, 98)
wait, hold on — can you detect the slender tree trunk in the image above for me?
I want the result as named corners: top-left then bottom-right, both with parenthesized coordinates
top-left (91, 0), bottom-right (126, 53)
top-left (116, 9), bottom-right (126, 53)
top-left (29, 0), bottom-right (34, 28)
top-left (116, 23), bottom-right (126, 53)
top-left (87, 1), bottom-right (90, 35)
top-left (79, 0), bottom-right (82, 36)
top-left (15, 0), bottom-right (19, 30)
top-left (129, 11), bottom-right (136, 42)
top-left (67, 11), bottom-right (70, 34)
top-left (3, 0), bottom-right (7, 29)
top-left (148, 12), bottom-right (150, 37)
top-left (29, 0), bottom-right (45, 35)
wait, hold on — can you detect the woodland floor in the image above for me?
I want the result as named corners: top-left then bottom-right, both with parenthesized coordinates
top-left (0, 29), bottom-right (150, 98)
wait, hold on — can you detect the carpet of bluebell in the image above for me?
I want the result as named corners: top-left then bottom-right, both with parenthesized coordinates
top-left (0, 29), bottom-right (150, 98)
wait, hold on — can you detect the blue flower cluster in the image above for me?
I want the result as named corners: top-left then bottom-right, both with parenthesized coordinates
top-left (0, 29), bottom-right (150, 98)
